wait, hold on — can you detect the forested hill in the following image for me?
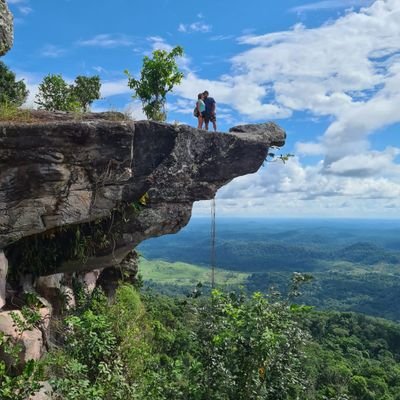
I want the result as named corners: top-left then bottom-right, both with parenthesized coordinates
top-left (139, 218), bottom-right (400, 271)
top-left (304, 311), bottom-right (400, 399)
top-left (139, 218), bottom-right (400, 321)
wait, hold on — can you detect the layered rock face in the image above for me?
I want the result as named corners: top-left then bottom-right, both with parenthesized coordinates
top-left (0, 111), bottom-right (285, 371)
top-left (0, 112), bottom-right (285, 272)
top-left (0, 0), bottom-right (13, 55)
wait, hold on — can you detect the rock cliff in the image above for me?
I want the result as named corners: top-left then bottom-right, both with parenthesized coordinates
top-left (0, 0), bottom-right (13, 56)
top-left (0, 111), bottom-right (285, 370)
top-left (0, 112), bottom-right (285, 276)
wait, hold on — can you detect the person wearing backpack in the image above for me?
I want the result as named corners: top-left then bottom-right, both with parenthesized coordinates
top-left (203, 90), bottom-right (217, 132)
top-left (195, 92), bottom-right (206, 129)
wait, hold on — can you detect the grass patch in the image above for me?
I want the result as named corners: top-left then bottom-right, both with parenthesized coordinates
top-left (0, 103), bottom-right (33, 122)
top-left (139, 257), bottom-right (249, 287)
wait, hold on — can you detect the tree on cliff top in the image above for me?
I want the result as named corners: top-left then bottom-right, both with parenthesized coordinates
top-left (71, 75), bottom-right (101, 112)
top-left (0, 61), bottom-right (29, 107)
top-left (35, 74), bottom-right (101, 112)
top-left (125, 46), bottom-right (184, 122)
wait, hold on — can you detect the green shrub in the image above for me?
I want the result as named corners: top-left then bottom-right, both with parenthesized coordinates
top-left (0, 301), bottom-right (44, 400)
top-left (71, 75), bottom-right (101, 112)
top-left (125, 46), bottom-right (184, 121)
top-left (35, 74), bottom-right (101, 112)
top-left (0, 62), bottom-right (29, 107)
top-left (35, 74), bottom-right (78, 112)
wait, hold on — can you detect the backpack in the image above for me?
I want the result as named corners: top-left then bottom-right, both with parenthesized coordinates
top-left (193, 106), bottom-right (199, 118)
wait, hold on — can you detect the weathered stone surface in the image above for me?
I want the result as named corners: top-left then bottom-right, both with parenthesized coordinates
top-left (29, 382), bottom-right (53, 400)
top-left (77, 269), bottom-right (102, 294)
top-left (0, 111), bottom-right (286, 275)
top-left (0, 306), bottom-right (51, 363)
top-left (35, 273), bottom-right (75, 313)
top-left (229, 122), bottom-right (286, 147)
top-left (0, 0), bottom-right (13, 55)
top-left (0, 251), bottom-right (7, 308)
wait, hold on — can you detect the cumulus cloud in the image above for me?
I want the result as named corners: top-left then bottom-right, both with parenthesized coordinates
top-left (100, 79), bottom-right (131, 98)
top-left (230, 0), bottom-right (400, 164)
top-left (205, 149), bottom-right (400, 217)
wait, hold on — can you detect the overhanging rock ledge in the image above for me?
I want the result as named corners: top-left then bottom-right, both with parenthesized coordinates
top-left (0, 112), bottom-right (286, 274)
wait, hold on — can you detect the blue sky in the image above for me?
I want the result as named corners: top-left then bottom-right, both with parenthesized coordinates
top-left (3, 0), bottom-right (400, 218)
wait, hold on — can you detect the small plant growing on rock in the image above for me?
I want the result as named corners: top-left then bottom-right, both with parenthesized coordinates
top-left (125, 46), bottom-right (184, 121)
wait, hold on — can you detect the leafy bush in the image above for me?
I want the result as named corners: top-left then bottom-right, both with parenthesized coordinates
top-left (35, 74), bottom-right (78, 112)
top-left (0, 61), bottom-right (29, 106)
top-left (71, 75), bottom-right (101, 112)
top-left (0, 301), bottom-right (44, 400)
top-left (45, 288), bottom-right (135, 400)
top-left (125, 46), bottom-right (184, 121)
top-left (42, 280), bottom-right (310, 400)
top-left (35, 74), bottom-right (101, 112)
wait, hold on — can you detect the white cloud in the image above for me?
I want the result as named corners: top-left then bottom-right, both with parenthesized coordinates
top-left (210, 35), bottom-right (234, 41)
top-left (124, 101), bottom-right (147, 121)
top-left (199, 150), bottom-right (400, 217)
top-left (147, 37), bottom-right (192, 72)
top-left (175, 72), bottom-right (292, 119)
top-left (100, 79), bottom-right (131, 98)
top-left (324, 147), bottom-right (400, 177)
top-left (77, 34), bottom-right (133, 48)
top-left (178, 21), bottom-right (212, 33)
top-left (7, 0), bottom-right (32, 16)
top-left (229, 0), bottom-right (400, 165)
top-left (40, 44), bottom-right (66, 58)
top-left (290, 0), bottom-right (374, 13)
top-left (295, 142), bottom-right (325, 156)
top-left (18, 5), bottom-right (32, 15)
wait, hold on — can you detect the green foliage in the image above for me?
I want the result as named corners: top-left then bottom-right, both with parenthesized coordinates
top-left (71, 75), bottom-right (101, 111)
top-left (192, 289), bottom-right (309, 399)
top-left (35, 73), bottom-right (101, 112)
top-left (125, 46), bottom-right (184, 121)
top-left (0, 298), bottom-right (44, 400)
top-left (35, 74), bottom-right (78, 112)
top-left (5, 202), bottom-right (143, 279)
top-left (45, 288), bottom-right (136, 400)
top-left (139, 220), bottom-right (400, 320)
top-left (0, 61), bottom-right (29, 107)
top-left (41, 279), bottom-right (312, 399)
top-left (0, 101), bottom-right (32, 122)
top-left (302, 311), bottom-right (400, 399)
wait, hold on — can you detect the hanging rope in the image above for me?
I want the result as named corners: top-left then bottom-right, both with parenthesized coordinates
top-left (211, 196), bottom-right (216, 289)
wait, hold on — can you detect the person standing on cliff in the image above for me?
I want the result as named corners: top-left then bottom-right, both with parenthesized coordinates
top-left (203, 90), bottom-right (217, 132)
top-left (196, 92), bottom-right (206, 129)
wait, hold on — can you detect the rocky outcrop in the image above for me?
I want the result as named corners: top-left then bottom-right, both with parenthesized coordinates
top-left (0, 251), bottom-right (7, 307)
top-left (0, 111), bottom-right (285, 382)
top-left (0, 112), bottom-right (285, 279)
top-left (0, 304), bottom-right (51, 363)
top-left (0, 0), bottom-right (13, 55)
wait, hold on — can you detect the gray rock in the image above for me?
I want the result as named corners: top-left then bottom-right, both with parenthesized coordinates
top-left (229, 122), bottom-right (286, 147)
top-left (29, 381), bottom-right (53, 400)
top-left (0, 306), bottom-right (51, 364)
top-left (35, 273), bottom-right (75, 313)
top-left (0, 112), bottom-right (286, 275)
top-left (0, 251), bottom-right (7, 308)
top-left (0, 0), bottom-right (13, 55)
